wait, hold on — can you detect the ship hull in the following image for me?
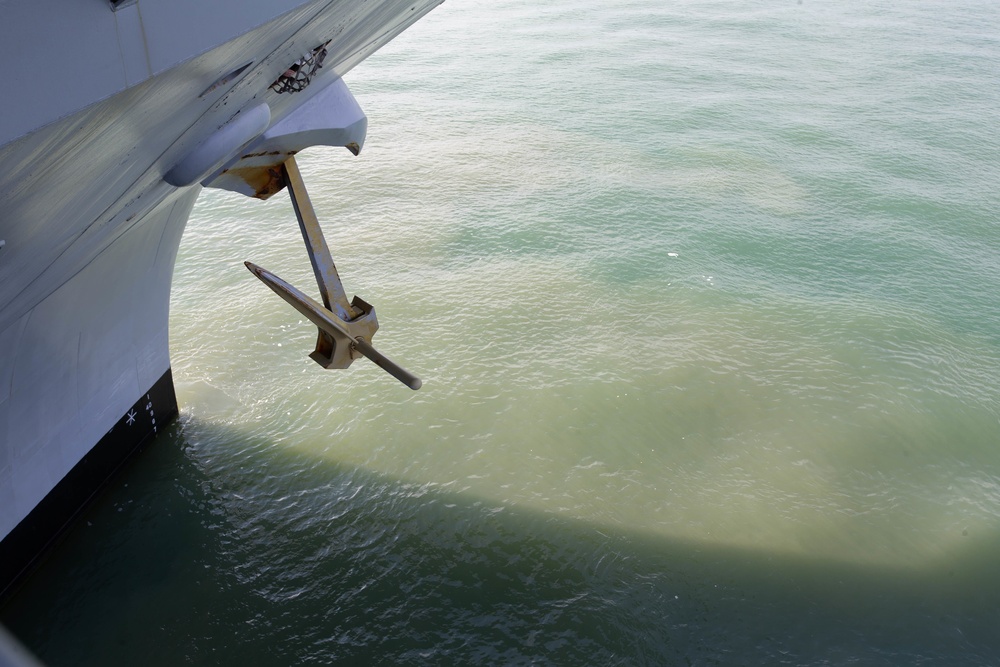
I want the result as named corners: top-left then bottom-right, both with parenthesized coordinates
top-left (0, 0), bottom-right (442, 597)
top-left (0, 186), bottom-right (197, 594)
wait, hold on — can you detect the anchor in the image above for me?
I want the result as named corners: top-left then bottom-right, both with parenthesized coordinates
top-left (245, 156), bottom-right (421, 390)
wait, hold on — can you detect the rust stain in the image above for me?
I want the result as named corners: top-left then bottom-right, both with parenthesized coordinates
top-left (241, 150), bottom-right (286, 159)
top-left (228, 165), bottom-right (287, 199)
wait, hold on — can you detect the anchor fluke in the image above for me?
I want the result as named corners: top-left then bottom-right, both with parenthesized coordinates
top-left (245, 261), bottom-right (422, 390)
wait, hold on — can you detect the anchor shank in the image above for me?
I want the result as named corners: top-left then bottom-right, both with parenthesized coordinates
top-left (282, 156), bottom-right (359, 321)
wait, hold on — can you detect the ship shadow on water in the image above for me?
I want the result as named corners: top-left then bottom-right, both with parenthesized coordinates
top-left (3, 417), bottom-right (1000, 666)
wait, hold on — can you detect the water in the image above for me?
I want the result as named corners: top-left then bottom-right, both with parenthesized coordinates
top-left (5, 0), bottom-right (1000, 663)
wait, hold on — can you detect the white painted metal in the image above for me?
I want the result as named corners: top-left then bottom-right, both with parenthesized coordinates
top-left (0, 0), bottom-right (444, 547)
top-left (165, 103), bottom-right (272, 187)
top-left (204, 78), bottom-right (368, 197)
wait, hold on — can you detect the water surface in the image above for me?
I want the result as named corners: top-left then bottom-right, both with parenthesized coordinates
top-left (5, 0), bottom-right (1000, 663)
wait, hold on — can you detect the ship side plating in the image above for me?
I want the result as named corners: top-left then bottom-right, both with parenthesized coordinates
top-left (0, 0), bottom-right (442, 596)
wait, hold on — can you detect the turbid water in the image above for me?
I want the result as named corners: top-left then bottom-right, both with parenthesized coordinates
top-left (4, 0), bottom-right (1000, 663)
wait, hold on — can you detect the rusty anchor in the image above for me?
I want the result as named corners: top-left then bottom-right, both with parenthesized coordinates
top-left (245, 156), bottom-right (421, 390)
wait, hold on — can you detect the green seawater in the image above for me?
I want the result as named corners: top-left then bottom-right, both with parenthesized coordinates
top-left (4, 0), bottom-right (1000, 663)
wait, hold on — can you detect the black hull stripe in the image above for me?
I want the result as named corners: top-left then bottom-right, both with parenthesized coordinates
top-left (0, 369), bottom-right (178, 600)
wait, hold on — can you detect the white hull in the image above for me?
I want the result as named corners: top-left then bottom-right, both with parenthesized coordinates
top-left (0, 0), bottom-right (441, 594)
